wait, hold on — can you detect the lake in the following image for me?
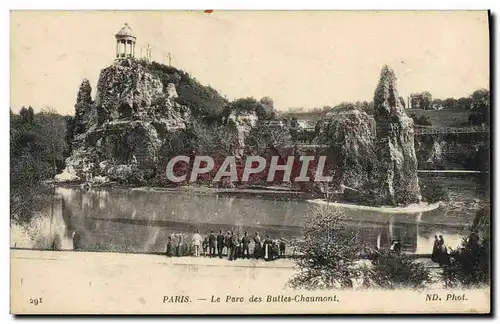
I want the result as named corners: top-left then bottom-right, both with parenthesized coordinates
top-left (12, 174), bottom-right (489, 255)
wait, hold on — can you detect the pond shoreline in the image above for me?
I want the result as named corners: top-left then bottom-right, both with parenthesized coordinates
top-left (53, 181), bottom-right (446, 214)
top-left (53, 181), bottom-right (440, 211)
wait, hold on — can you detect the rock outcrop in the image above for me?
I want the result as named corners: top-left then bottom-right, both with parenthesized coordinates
top-left (58, 59), bottom-right (192, 183)
top-left (373, 65), bottom-right (421, 205)
top-left (314, 104), bottom-right (377, 199)
top-left (73, 79), bottom-right (93, 136)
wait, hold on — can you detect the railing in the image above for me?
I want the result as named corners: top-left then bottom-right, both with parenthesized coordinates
top-left (259, 121), bottom-right (489, 141)
top-left (414, 126), bottom-right (489, 135)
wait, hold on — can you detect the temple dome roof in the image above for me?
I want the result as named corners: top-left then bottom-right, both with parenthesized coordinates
top-left (115, 23), bottom-right (136, 39)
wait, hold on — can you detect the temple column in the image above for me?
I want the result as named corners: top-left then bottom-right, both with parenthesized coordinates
top-left (116, 41), bottom-right (119, 58)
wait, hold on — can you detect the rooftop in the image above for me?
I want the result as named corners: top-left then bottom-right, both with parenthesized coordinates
top-left (115, 23), bottom-right (136, 39)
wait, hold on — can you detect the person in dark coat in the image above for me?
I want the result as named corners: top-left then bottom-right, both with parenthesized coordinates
top-left (466, 231), bottom-right (480, 254)
top-left (202, 236), bottom-right (209, 256)
top-left (52, 234), bottom-right (61, 251)
top-left (176, 234), bottom-right (182, 257)
top-left (216, 230), bottom-right (225, 258)
top-left (279, 239), bottom-right (286, 257)
top-left (72, 231), bottom-right (83, 251)
top-left (232, 233), bottom-right (240, 260)
top-left (437, 235), bottom-right (450, 266)
top-left (242, 231), bottom-right (251, 259)
top-left (393, 241), bottom-right (402, 254)
top-left (431, 235), bottom-right (439, 262)
top-left (253, 231), bottom-right (262, 259)
top-left (166, 235), bottom-right (174, 257)
top-left (271, 239), bottom-right (280, 260)
top-left (226, 231), bottom-right (234, 261)
top-left (208, 231), bottom-right (217, 257)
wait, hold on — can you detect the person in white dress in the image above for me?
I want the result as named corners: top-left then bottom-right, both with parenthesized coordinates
top-left (192, 229), bottom-right (203, 257)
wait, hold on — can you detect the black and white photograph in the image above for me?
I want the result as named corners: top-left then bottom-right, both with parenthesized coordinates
top-left (9, 10), bottom-right (491, 314)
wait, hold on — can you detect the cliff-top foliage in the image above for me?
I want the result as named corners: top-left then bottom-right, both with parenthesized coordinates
top-left (136, 59), bottom-right (229, 122)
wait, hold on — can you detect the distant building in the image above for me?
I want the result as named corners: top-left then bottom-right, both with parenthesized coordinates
top-left (280, 110), bottom-right (327, 129)
top-left (408, 93), bottom-right (435, 110)
top-left (408, 93), bottom-right (424, 109)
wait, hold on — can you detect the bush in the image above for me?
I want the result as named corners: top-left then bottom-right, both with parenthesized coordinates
top-left (288, 205), bottom-right (362, 289)
top-left (362, 250), bottom-right (432, 289)
top-left (441, 207), bottom-right (490, 288)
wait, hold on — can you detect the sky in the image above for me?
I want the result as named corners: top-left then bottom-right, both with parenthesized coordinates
top-left (10, 10), bottom-right (489, 115)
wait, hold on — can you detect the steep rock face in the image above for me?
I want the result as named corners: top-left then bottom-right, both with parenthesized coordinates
top-left (73, 79), bottom-right (93, 136)
top-left (314, 105), bottom-right (377, 196)
top-left (58, 59), bottom-right (192, 183)
top-left (373, 66), bottom-right (421, 205)
top-left (92, 63), bottom-right (164, 124)
top-left (230, 111), bottom-right (258, 156)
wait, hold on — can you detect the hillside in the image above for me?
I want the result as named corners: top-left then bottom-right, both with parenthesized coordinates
top-left (139, 60), bottom-right (229, 121)
top-left (407, 109), bottom-right (471, 127)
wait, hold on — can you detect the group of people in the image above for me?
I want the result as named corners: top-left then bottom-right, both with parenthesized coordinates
top-left (431, 234), bottom-right (450, 266)
top-left (165, 229), bottom-right (288, 262)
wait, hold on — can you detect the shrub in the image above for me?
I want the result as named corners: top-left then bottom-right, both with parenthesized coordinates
top-left (441, 207), bottom-right (490, 288)
top-left (362, 250), bottom-right (432, 289)
top-left (288, 205), bottom-right (362, 289)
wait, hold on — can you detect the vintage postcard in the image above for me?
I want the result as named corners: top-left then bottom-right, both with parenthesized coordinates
top-left (10, 10), bottom-right (491, 314)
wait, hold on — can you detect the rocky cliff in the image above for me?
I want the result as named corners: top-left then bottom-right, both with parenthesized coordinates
top-left (373, 65), bottom-right (421, 205)
top-left (312, 66), bottom-right (422, 205)
top-left (313, 104), bottom-right (377, 198)
top-left (57, 59), bottom-right (193, 184)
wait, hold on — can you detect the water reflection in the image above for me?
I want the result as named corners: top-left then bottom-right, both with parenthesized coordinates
top-left (19, 185), bottom-right (470, 255)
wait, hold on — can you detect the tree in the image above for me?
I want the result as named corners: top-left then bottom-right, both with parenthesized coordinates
top-left (244, 124), bottom-right (292, 158)
top-left (19, 106), bottom-right (34, 124)
top-left (10, 109), bottom-right (53, 226)
top-left (188, 120), bottom-right (239, 156)
top-left (457, 97), bottom-right (472, 110)
top-left (432, 99), bottom-right (443, 109)
top-left (470, 89), bottom-right (490, 124)
top-left (421, 92), bottom-right (433, 110)
top-left (36, 107), bottom-right (69, 175)
top-left (288, 205), bottom-right (362, 289)
top-left (442, 98), bottom-right (457, 110)
top-left (227, 97), bottom-right (276, 121)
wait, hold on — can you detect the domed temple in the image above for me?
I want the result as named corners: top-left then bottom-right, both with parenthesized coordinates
top-left (115, 23), bottom-right (136, 59)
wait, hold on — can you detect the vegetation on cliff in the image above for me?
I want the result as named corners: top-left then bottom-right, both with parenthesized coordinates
top-left (139, 60), bottom-right (229, 123)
